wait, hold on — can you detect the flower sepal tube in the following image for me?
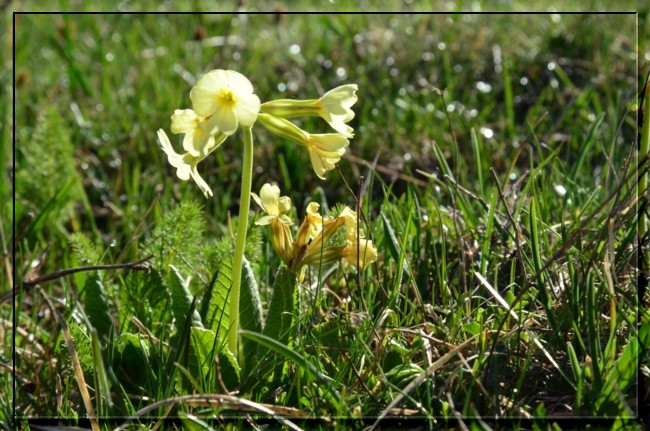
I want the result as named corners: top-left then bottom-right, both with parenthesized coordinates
top-left (257, 113), bottom-right (309, 145)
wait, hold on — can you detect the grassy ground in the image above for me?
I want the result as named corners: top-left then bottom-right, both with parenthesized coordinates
top-left (4, 5), bottom-right (646, 430)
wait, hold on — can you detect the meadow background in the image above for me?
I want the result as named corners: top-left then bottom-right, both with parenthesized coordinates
top-left (3, 3), bottom-right (647, 430)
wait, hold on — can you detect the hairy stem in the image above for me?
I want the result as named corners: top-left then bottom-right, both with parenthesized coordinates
top-left (228, 126), bottom-right (254, 356)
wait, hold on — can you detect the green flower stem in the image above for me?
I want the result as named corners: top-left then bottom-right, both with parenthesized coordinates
top-left (228, 126), bottom-right (254, 356)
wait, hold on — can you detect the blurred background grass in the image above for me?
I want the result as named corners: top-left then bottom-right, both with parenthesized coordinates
top-left (7, 9), bottom-right (641, 248)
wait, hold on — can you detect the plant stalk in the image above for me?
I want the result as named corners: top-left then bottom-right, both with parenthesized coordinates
top-left (228, 126), bottom-right (254, 356)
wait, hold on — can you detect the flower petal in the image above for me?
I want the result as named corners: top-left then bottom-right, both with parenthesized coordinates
top-left (251, 192), bottom-right (264, 211)
top-left (226, 70), bottom-right (254, 94)
top-left (310, 134), bottom-right (349, 152)
top-left (184, 126), bottom-right (215, 157)
top-left (189, 162), bottom-right (212, 198)
top-left (159, 129), bottom-right (190, 178)
top-left (327, 121), bottom-right (355, 138)
top-left (259, 183), bottom-right (281, 216)
top-left (232, 93), bottom-right (261, 127)
top-left (278, 214), bottom-right (294, 226)
top-left (256, 214), bottom-right (275, 226)
top-left (213, 106), bottom-right (238, 135)
top-left (278, 196), bottom-right (292, 213)
top-left (307, 146), bottom-right (328, 179)
top-left (171, 109), bottom-right (200, 134)
top-left (190, 70), bottom-right (228, 116)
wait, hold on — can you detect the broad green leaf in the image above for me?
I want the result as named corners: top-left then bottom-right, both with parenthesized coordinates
top-left (168, 264), bottom-right (203, 334)
top-left (81, 273), bottom-right (113, 341)
top-left (240, 257), bottom-right (263, 374)
top-left (240, 330), bottom-right (340, 407)
top-left (385, 363), bottom-right (425, 389)
top-left (262, 264), bottom-right (297, 346)
top-left (203, 253), bottom-right (233, 341)
top-left (113, 333), bottom-right (155, 392)
top-left (189, 327), bottom-right (240, 390)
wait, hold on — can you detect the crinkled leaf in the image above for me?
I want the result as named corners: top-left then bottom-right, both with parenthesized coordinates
top-left (262, 264), bottom-right (297, 346)
top-left (240, 257), bottom-right (263, 373)
top-left (168, 264), bottom-right (203, 333)
top-left (81, 273), bottom-right (113, 341)
top-left (189, 327), bottom-right (240, 390)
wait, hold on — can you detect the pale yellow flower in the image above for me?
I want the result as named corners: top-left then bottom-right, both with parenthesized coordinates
top-left (341, 238), bottom-right (377, 268)
top-left (158, 129), bottom-right (213, 198)
top-left (252, 183), bottom-right (295, 265)
top-left (318, 84), bottom-right (358, 137)
top-left (251, 183), bottom-right (293, 226)
top-left (190, 69), bottom-right (261, 135)
top-left (306, 134), bottom-right (349, 179)
top-left (295, 202), bottom-right (325, 248)
top-left (260, 84), bottom-right (358, 137)
top-left (170, 109), bottom-right (226, 157)
top-left (257, 114), bottom-right (349, 179)
top-left (338, 207), bottom-right (359, 240)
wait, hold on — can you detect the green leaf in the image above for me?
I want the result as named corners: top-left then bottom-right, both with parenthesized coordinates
top-left (113, 333), bottom-right (155, 392)
top-left (240, 330), bottom-right (340, 407)
top-left (385, 363), bottom-right (425, 389)
top-left (203, 253), bottom-right (233, 341)
top-left (189, 327), bottom-right (240, 390)
top-left (381, 211), bottom-right (401, 263)
top-left (168, 264), bottom-right (203, 334)
top-left (239, 257), bottom-right (263, 374)
top-left (594, 322), bottom-right (644, 415)
top-left (179, 411), bottom-right (216, 431)
top-left (262, 264), bottom-right (298, 346)
top-left (91, 329), bottom-right (113, 415)
top-left (81, 273), bottom-right (113, 341)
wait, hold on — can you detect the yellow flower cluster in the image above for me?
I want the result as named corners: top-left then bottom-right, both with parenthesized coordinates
top-left (252, 183), bottom-right (377, 274)
top-left (158, 69), bottom-right (359, 197)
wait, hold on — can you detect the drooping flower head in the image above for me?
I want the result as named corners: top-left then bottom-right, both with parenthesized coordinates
top-left (317, 84), bottom-right (358, 137)
top-left (158, 129), bottom-right (223, 198)
top-left (257, 113), bottom-right (349, 179)
top-left (306, 134), bottom-right (349, 180)
top-left (171, 109), bottom-right (226, 157)
top-left (260, 84), bottom-right (358, 137)
top-left (251, 184), bottom-right (377, 272)
top-left (190, 69), bottom-right (261, 135)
